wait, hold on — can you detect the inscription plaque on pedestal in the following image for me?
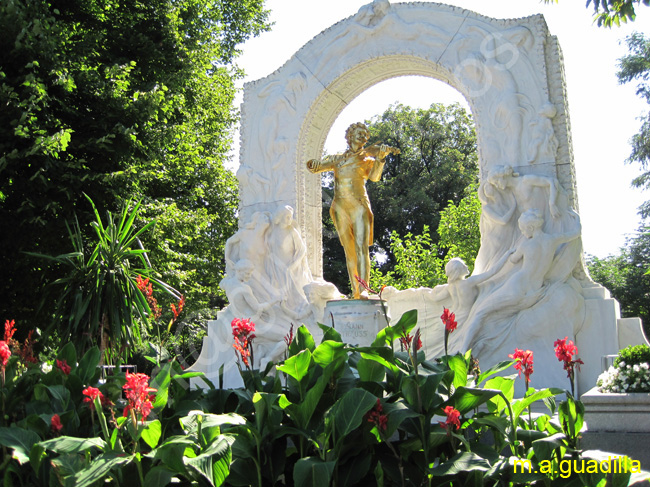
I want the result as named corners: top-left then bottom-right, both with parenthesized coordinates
top-left (323, 299), bottom-right (390, 347)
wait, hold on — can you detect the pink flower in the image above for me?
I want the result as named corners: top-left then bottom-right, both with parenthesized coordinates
top-left (509, 348), bottom-right (534, 384)
top-left (366, 399), bottom-right (388, 433)
top-left (441, 308), bottom-right (457, 333)
top-left (0, 341), bottom-right (11, 369)
top-left (56, 359), bottom-right (71, 376)
top-left (51, 414), bottom-right (63, 433)
top-left (439, 406), bottom-right (461, 435)
top-left (122, 372), bottom-right (157, 423)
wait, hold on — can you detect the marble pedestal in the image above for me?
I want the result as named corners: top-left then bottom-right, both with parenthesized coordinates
top-left (323, 299), bottom-right (390, 346)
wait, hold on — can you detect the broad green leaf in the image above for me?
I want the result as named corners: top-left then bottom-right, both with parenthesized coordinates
top-left (184, 437), bottom-right (232, 486)
top-left (447, 353), bottom-right (469, 388)
top-left (66, 452), bottom-right (133, 487)
top-left (429, 451), bottom-right (490, 476)
top-left (402, 372), bottom-right (448, 413)
top-left (514, 388), bottom-right (563, 423)
top-left (34, 384), bottom-right (71, 410)
top-left (317, 322), bottom-right (342, 343)
top-left (472, 415), bottom-right (510, 438)
top-left (57, 342), bottom-right (78, 369)
top-left (277, 349), bottom-right (312, 383)
top-left (558, 395), bottom-right (585, 441)
top-left (484, 376), bottom-right (515, 413)
top-left (145, 437), bottom-right (196, 474)
top-left (383, 400), bottom-right (421, 437)
top-left (476, 359), bottom-right (514, 385)
top-left (144, 466), bottom-right (175, 487)
top-left (356, 357), bottom-right (386, 382)
top-left (289, 324), bottom-right (316, 355)
top-left (337, 451), bottom-right (372, 486)
top-left (357, 347), bottom-right (400, 374)
top-left (293, 457), bottom-right (336, 487)
top-left (50, 454), bottom-right (87, 481)
top-left (531, 432), bottom-right (567, 461)
top-left (151, 362), bottom-right (173, 410)
top-left (312, 340), bottom-right (346, 367)
top-left (76, 346), bottom-right (100, 384)
top-left (327, 388), bottom-right (377, 438)
top-left (0, 427), bottom-right (41, 465)
top-left (372, 309), bottom-right (417, 347)
top-left (443, 387), bottom-right (502, 415)
top-left (40, 436), bottom-right (106, 454)
top-left (285, 364), bottom-right (333, 429)
top-left (141, 420), bottom-right (162, 449)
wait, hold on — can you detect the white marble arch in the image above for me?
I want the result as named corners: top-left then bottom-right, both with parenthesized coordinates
top-left (238, 0), bottom-right (576, 280)
top-left (192, 0), bottom-right (648, 393)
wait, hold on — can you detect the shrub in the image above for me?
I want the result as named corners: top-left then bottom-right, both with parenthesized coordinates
top-left (598, 344), bottom-right (650, 393)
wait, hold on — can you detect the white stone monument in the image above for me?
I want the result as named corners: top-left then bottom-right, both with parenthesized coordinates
top-left (191, 0), bottom-right (649, 394)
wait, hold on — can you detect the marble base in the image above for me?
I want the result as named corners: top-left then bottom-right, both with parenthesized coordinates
top-left (324, 299), bottom-right (390, 347)
top-left (582, 387), bottom-right (650, 433)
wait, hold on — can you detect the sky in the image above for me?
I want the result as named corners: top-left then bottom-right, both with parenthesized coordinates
top-left (233, 0), bottom-right (650, 259)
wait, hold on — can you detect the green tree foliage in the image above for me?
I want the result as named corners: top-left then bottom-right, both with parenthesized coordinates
top-left (0, 0), bottom-right (270, 328)
top-left (587, 228), bottom-right (650, 338)
top-left (618, 32), bottom-right (650, 219)
top-left (322, 102), bottom-right (478, 293)
top-left (544, 0), bottom-right (649, 26)
top-left (370, 189), bottom-right (482, 291)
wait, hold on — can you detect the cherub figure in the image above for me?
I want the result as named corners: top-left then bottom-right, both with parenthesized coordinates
top-left (430, 251), bottom-right (513, 325)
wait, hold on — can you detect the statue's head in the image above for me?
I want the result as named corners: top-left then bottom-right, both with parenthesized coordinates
top-left (518, 209), bottom-right (544, 237)
top-left (487, 165), bottom-right (515, 189)
top-left (273, 205), bottom-right (293, 226)
top-left (445, 258), bottom-right (469, 281)
top-left (345, 122), bottom-right (369, 148)
top-left (245, 211), bottom-right (271, 230)
top-left (234, 259), bottom-right (255, 281)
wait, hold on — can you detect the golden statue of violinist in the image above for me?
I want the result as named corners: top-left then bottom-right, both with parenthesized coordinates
top-left (307, 122), bottom-right (399, 299)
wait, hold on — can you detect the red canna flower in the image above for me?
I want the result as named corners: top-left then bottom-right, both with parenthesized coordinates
top-left (4, 320), bottom-right (16, 342)
top-left (441, 308), bottom-right (457, 333)
top-left (509, 348), bottom-right (534, 385)
top-left (56, 359), bottom-right (71, 376)
top-left (554, 337), bottom-right (583, 377)
top-left (399, 332), bottom-right (413, 351)
top-left (232, 318), bottom-right (256, 369)
top-left (414, 329), bottom-right (423, 351)
top-left (284, 324), bottom-right (294, 347)
top-left (554, 337), bottom-right (583, 396)
top-left (51, 414), bottom-right (63, 433)
top-left (171, 295), bottom-right (185, 321)
top-left (18, 330), bottom-right (37, 364)
top-left (366, 398), bottom-right (388, 433)
top-left (439, 406), bottom-right (461, 435)
top-left (83, 386), bottom-right (109, 411)
top-left (0, 341), bottom-right (10, 369)
top-left (232, 318), bottom-right (255, 337)
top-left (136, 275), bottom-right (162, 320)
top-left (122, 371), bottom-right (157, 423)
